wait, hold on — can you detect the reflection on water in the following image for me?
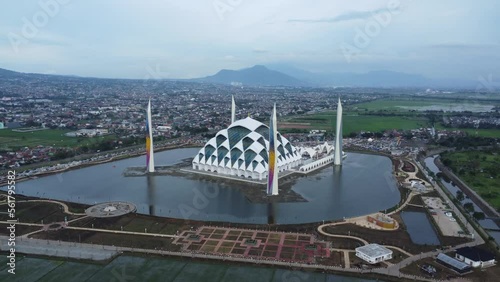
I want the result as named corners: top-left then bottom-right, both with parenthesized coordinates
top-left (267, 202), bottom-right (276, 224)
top-left (9, 148), bottom-right (400, 224)
top-left (147, 174), bottom-right (156, 216)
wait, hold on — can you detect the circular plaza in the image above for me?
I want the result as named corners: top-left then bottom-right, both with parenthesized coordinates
top-left (85, 201), bottom-right (137, 218)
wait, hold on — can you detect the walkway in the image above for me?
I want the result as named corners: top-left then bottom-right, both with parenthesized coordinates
top-left (0, 220), bottom-right (177, 239)
top-left (10, 199), bottom-right (86, 216)
top-left (388, 191), bottom-right (416, 215)
top-left (317, 225), bottom-right (369, 246)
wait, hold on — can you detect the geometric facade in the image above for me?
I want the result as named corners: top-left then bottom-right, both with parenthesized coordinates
top-left (192, 117), bottom-right (301, 180)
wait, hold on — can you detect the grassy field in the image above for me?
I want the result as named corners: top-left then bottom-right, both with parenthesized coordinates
top-left (353, 98), bottom-right (499, 112)
top-left (0, 129), bottom-right (113, 150)
top-left (435, 124), bottom-right (500, 138)
top-left (284, 113), bottom-right (428, 135)
top-left (283, 97), bottom-right (499, 137)
top-left (441, 150), bottom-right (500, 209)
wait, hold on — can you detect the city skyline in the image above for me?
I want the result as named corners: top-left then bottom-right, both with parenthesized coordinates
top-left (1, 0), bottom-right (499, 81)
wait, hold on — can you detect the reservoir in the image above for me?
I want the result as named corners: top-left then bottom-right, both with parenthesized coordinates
top-left (400, 211), bottom-right (440, 245)
top-left (9, 148), bottom-right (400, 224)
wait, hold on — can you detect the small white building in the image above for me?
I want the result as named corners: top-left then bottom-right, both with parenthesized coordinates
top-left (455, 247), bottom-right (496, 268)
top-left (355, 244), bottom-right (392, 264)
top-left (157, 125), bottom-right (172, 132)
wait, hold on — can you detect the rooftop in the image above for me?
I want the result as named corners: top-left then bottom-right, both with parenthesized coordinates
top-left (456, 246), bottom-right (495, 262)
top-left (437, 253), bottom-right (471, 271)
top-left (355, 244), bottom-right (392, 258)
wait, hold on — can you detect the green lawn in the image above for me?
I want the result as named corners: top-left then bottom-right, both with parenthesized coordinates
top-left (285, 113), bottom-right (428, 135)
top-left (0, 129), bottom-right (114, 150)
top-left (441, 150), bottom-right (500, 209)
top-left (353, 98), bottom-right (498, 112)
top-left (434, 124), bottom-right (500, 138)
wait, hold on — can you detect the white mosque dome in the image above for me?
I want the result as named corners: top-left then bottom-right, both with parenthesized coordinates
top-left (192, 117), bottom-right (301, 177)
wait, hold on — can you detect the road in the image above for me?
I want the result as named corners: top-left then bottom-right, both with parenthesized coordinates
top-left (310, 158), bottom-right (484, 281)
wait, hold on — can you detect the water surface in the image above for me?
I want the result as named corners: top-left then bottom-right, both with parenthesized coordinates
top-left (8, 148), bottom-right (400, 224)
top-left (401, 211), bottom-right (440, 245)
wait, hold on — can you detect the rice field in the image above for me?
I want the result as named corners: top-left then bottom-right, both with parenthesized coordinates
top-left (0, 255), bottom-right (371, 282)
top-left (284, 114), bottom-right (428, 135)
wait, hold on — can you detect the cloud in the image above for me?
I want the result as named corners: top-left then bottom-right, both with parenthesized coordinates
top-left (288, 8), bottom-right (387, 24)
top-left (252, 49), bottom-right (269, 54)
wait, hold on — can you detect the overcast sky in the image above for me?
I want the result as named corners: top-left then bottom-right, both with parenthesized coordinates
top-left (1, 0), bottom-right (499, 80)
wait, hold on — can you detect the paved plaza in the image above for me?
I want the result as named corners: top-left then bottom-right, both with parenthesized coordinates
top-left (85, 201), bottom-right (136, 218)
top-left (173, 226), bottom-right (330, 263)
top-left (423, 197), bottom-right (465, 237)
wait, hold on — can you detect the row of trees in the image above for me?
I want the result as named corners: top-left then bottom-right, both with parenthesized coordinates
top-left (438, 136), bottom-right (498, 149)
top-left (456, 190), bottom-right (486, 221)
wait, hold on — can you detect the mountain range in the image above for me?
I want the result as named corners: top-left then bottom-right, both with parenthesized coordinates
top-left (0, 65), bottom-right (482, 89)
top-left (195, 65), bottom-right (479, 88)
top-left (195, 65), bottom-right (306, 87)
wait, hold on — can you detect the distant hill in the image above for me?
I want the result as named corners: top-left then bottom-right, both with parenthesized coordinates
top-left (196, 65), bottom-right (308, 86)
top-left (0, 68), bottom-right (23, 78)
top-left (331, 70), bottom-right (431, 87)
top-left (0, 66), bottom-right (482, 88)
top-left (267, 64), bottom-right (479, 88)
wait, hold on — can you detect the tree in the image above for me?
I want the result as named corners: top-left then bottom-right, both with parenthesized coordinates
top-left (472, 212), bottom-right (485, 221)
top-left (463, 202), bottom-right (475, 213)
top-left (456, 191), bottom-right (465, 202)
top-left (442, 158), bottom-right (452, 167)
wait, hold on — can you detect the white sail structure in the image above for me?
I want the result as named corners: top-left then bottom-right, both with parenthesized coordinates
top-left (146, 99), bottom-right (155, 173)
top-left (267, 103), bottom-right (279, 196)
top-left (334, 98), bottom-right (343, 166)
top-left (231, 95), bottom-right (236, 124)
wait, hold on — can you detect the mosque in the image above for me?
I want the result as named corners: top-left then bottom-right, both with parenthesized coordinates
top-left (190, 97), bottom-right (346, 183)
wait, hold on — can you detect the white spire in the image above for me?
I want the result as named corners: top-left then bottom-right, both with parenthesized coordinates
top-left (267, 103), bottom-right (278, 196)
top-left (146, 99), bottom-right (155, 172)
top-left (334, 97), bottom-right (343, 166)
top-left (231, 95), bottom-right (236, 123)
